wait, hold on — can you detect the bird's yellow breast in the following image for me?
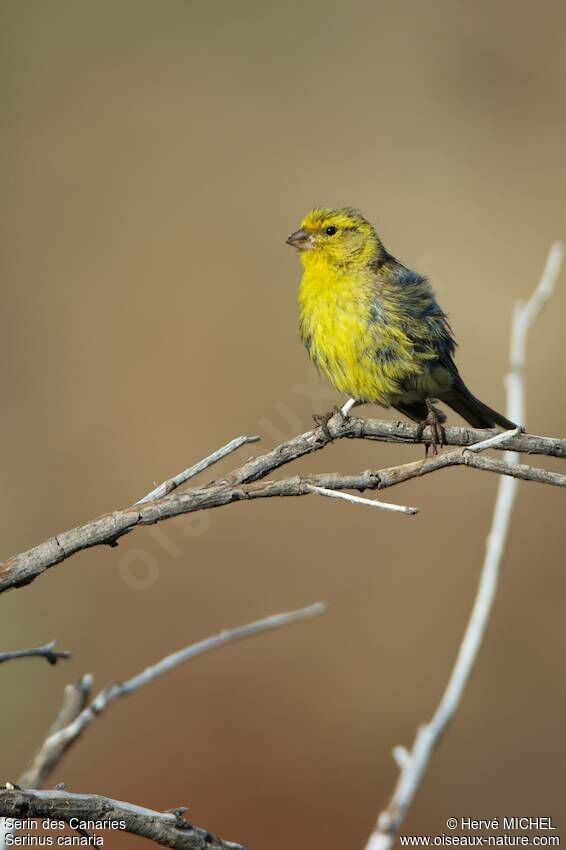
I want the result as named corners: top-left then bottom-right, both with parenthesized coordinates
top-left (299, 262), bottom-right (399, 403)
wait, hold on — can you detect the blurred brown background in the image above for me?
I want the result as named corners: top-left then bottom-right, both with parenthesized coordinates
top-left (2, 0), bottom-right (565, 847)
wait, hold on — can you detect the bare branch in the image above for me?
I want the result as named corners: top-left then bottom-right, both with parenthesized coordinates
top-left (1, 606), bottom-right (323, 849)
top-left (0, 641), bottom-right (71, 666)
top-left (0, 788), bottom-right (247, 850)
top-left (365, 240), bottom-right (564, 850)
top-left (1, 416), bottom-right (564, 596)
top-left (15, 604), bottom-right (325, 790)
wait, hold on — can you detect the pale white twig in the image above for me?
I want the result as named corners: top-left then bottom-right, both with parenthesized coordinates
top-left (463, 426), bottom-right (521, 453)
top-left (365, 240), bottom-right (564, 850)
top-left (508, 241), bottom-right (565, 432)
top-left (392, 746), bottom-right (411, 770)
top-left (307, 485), bottom-right (419, 515)
top-left (137, 434), bottom-right (260, 503)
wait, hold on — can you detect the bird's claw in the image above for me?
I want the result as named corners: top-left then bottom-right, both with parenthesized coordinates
top-left (416, 404), bottom-right (446, 456)
top-left (313, 405), bottom-right (349, 442)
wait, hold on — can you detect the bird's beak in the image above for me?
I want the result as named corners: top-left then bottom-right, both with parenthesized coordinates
top-left (286, 229), bottom-right (314, 251)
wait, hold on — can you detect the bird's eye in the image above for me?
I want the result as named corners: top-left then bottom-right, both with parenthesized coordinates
top-left (325, 226), bottom-right (338, 236)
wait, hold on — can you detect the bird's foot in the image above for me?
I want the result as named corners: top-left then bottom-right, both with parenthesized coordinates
top-left (416, 402), bottom-right (446, 456)
top-left (313, 405), bottom-right (350, 442)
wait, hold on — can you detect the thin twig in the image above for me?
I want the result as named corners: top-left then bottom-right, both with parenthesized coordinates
top-left (307, 485), bottom-right (419, 515)
top-left (16, 604), bottom-right (325, 790)
top-left (18, 675), bottom-right (92, 789)
top-left (137, 434), bottom-right (260, 503)
top-left (365, 240), bottom-right (564, 850)
top-left (0, 788), bottom-right (247, 850)
top-left (463, 427), bottom-right (521, 453)
top-left (0, 641), bottom-right (71, 666)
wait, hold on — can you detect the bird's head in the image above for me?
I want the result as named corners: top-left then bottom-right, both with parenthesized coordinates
top-left (286, 207), bottom-right (381, 269)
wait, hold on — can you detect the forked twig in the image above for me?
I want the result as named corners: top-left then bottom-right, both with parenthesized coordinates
top-left (364, 241), bottom-right (564, 849)
top-left (17, 605), bottom-right (324, 792)
top-left (1, 420), bottom-right (564, 595)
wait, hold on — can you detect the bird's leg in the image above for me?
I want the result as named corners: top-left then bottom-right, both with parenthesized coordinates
top-left (340, 397), bottom-right (358, 417)
top-left (415, 399), bottom-right (447, 456)
top-left (313, 398), bottom-right (359, 442)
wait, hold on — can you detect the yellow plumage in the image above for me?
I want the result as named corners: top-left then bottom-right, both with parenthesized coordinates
top-left (286, 207), bottom-right (515, 433)
top-left (299, 258), bottom-right (428, 405)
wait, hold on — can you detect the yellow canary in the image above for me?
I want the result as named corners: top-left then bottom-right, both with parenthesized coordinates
top-left (286, 207), bottom-right (514, 445)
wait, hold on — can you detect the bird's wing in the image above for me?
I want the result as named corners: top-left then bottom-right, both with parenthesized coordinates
top-left (375, 259), bottom-right (457, 360)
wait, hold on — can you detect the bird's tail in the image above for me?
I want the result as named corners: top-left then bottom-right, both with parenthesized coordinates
top-left (441, 384), bottom-right (516, 430)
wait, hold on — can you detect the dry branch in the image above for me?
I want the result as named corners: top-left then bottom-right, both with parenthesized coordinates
top-left (1, 605), bottom-right (323, 849)
top-left (0, 788), bottom-right (247, 850)
top-left (0, 420), bottom-right (564, 595)
top-left (0, 641), bottom-right (71, 666)
top-left (364, 240), bottom-right (565, 849)
top-left (18, 604), bottom-right (324, 788)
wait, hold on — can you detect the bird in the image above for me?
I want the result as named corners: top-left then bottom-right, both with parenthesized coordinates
top-left (286, 206), bottom-right (515, 452)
